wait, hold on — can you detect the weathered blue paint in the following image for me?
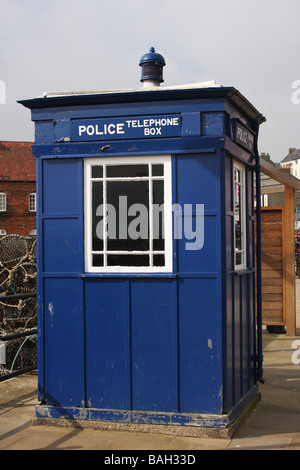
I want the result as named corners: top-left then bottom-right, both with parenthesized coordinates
top-left (19, 84), bottom-right (265, 432)
top-left (35, 383), bottom-right (259, 431)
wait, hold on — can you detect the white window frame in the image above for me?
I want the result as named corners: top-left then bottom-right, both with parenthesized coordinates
top-left (233, 160), bottom-right (247, 270)
top-left (29, 193), bottom-right (36, 212)
top-left (85, 155), bottom-right (173, 273)
top-left (0, 193), bottom-right (7, 212)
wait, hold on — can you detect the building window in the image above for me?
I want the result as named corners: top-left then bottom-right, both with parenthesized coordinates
top-left (233, 161), bottom-right (246, 270)
top-left (85, 155), bottom-right (172, 272)
top-left (261, 194), bottom-right (268, 207)
top-left (0, 229), bottom-right (7, 236)
top-left (0, 193), bottom-right (7, 212)
top-left (29, 193), bottom-right (36, 212)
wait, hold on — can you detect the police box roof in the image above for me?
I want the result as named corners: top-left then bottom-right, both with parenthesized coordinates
top-left (18, 81), bottom-right (266, 125)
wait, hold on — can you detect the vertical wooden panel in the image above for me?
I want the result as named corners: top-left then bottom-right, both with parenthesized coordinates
top-left (258, 194), bottom-right (296, 335)
top-left (44, 278), bottom-right (84, 407)
top-left (248, 273), bottom-right (256, 387)
top-left (179, 278), bottom-right (222, 414)
top-left (260, 208), bottom-right (284, 325)
top-left (85, 279), bottom-right (130, 410)
top-left (233, 276), bottom-right (241, 403)
top-left (241, 275), bottom-right (250, 395)
top-left (284, 187), bottom-right (296, 335)
top-left (131, 279), bottom-right (177, 412)
top-left (224, 155), bottom-right (234, 412)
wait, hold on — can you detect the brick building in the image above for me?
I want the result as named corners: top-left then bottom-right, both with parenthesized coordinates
top-left (0, 141), bottom-right (36, 236)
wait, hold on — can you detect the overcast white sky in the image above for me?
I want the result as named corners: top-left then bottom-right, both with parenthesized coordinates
top-left (1, 0), bottom-right (300, 162)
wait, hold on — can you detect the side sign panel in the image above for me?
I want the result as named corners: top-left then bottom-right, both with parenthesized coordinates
top-left (234, 121), bottom-right (255, 153)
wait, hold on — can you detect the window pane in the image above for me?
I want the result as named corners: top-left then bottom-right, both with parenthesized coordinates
top-left (152, 164), bottom-right (164, 176)
top-left (153, 254), bottom-right (165, 266)
top-left (233, 162), bottom-right (246, 269)
top-left (106, 164), bottom-right (148, 178)
top-left (153, 180), bottom-right (164, 251)
top-left (107, 254), bottom-right (149, 267)
top-left (92, 181), bottom-right (103, 251)
top-left (92, 166), bottom-right (103, 178)
top-left (236, 252), bottom-right (242, 265)
top-left (93, 254), bottom-right (103, 266)
top-left (234, 182), bottom-right (241, 251)
top-left (29, 193), bottom-right (36, 212)
top-left (106, 180), bottom-right (149, 251)
top-left (0, 194), bottom-right (6, 211)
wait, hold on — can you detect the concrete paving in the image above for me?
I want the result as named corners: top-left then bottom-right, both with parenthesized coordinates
top-left (0, 283), bottom-right (300, 451)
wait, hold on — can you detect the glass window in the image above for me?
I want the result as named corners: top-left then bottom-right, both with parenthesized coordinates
top-left (29, 193), bottom-right (36, 212)
top-left (85, 156), bottom-right (172, 272)
top-left (0, 193), bottom-right (7, 212)
top-left (233, 161), bottom-right (246, 269)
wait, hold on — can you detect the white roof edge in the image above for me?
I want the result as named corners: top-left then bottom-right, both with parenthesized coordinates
top-left (38, 81), bottom-right (222, 99)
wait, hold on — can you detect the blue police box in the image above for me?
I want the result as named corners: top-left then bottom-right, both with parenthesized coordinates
top-left (19, 49), bottom-right (265, 437)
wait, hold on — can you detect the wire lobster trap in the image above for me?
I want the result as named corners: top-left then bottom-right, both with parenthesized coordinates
top-left (0, 235), bottom-right (37, 379)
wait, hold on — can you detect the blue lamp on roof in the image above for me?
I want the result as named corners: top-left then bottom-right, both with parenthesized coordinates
top-left (139, 47), bottom-right (166, 87)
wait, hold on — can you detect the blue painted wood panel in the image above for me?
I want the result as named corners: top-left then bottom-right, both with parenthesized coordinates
top-left (224, 155), bottom-right (234, 411)
top-left (202, 112), bottom-right (225, 136)
top-left (224, 274), bottom-right (234, 412)
top-left (43, 277), bottom-right (84, 407)
top-left (178, 278), bottom-right (222, 414)
top-left (248, 273), bottom-right (256, 388)
top-left (85, 279), bottom-right (130, 410)
top-left (42, 158), bottom-right (83, 273)
top-left (176, 153), bottom-right (220, 276)
top-left (234, 276), bottom-right (243, 400)
top-left (131, 279), bottom-right (177, 412)
top-left (222, 153), bottom-right (257, 412)
top-left (177, 154), bottom-right (218, 211)
top-left (42, 159), bottom-right (81, 214)
top-left (177, 216), bottom-right (217, 274)
top-left (241, 274), bottom-right (250, 396)
top-left (43, 218), bottom-right (81, 273)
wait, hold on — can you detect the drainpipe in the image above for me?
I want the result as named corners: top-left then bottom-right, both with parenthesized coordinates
top-left (254, 121), bottom-right (264, 384)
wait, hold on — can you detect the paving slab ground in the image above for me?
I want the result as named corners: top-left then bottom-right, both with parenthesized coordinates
top-left (0, 280), bottom-right (300, 451)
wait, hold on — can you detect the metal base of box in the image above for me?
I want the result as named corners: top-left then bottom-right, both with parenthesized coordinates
top-left (33, 386), bottom-right (260, 439)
